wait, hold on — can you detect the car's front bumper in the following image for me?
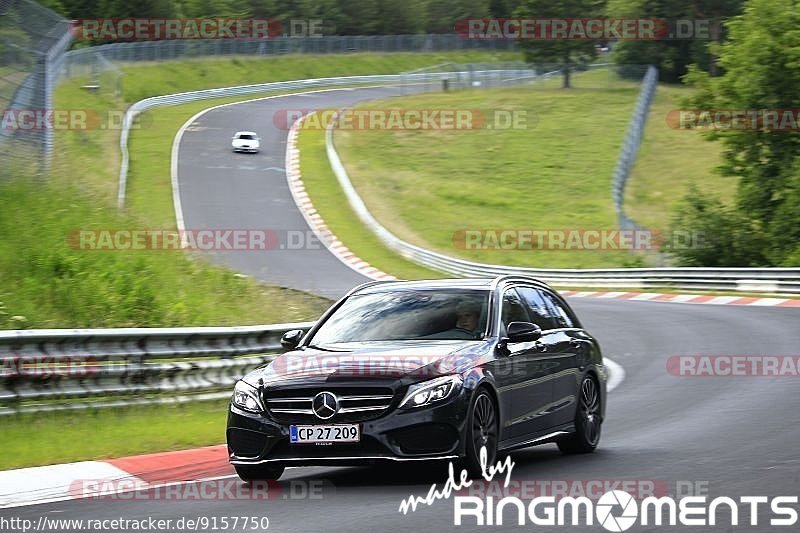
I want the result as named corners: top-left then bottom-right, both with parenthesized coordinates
top-left (227, 388), bottom-right (471, 467)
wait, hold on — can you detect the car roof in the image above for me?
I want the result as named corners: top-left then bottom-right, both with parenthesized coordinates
top-left (234, 131), bottom-right (258, 136)
top-left (352, 276), bottom-right (552, 294)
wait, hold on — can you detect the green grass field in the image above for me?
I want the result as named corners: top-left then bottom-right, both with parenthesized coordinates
top-left (0, 178), bottom-right (330, 329)
top-left (298, 70), bottom-right (734, 270)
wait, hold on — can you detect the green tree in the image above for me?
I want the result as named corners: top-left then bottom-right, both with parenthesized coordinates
top-left (608, 0), bottom-right (742, 83)
top-left (515, 0), bottom-right (606, 88)
top-left (678, 0), bottom-right (800, 265)
top-left (374, 0), bottom-right (427, 34)
top-left (425, 0), bottom-right (490, 34)
top-left (665, 187), bottom-right (767, 266)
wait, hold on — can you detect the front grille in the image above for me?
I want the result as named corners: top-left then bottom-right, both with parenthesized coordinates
top-left (264, 387), bottom-right (394, 423)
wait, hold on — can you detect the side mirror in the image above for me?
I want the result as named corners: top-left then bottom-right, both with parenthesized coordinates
top-left (280, 329), bottom-right (304, 351)
top-left (507, 322), bottom-right (542, 343)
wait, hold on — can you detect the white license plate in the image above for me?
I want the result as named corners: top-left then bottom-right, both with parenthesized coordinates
top-left (290, 424), bottom-right (360, 443)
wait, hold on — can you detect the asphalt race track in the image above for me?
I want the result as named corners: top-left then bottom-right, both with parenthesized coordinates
top-left (4, 88), bottom-right (799, 532)
top-left (174, 85), bottom-right (430, 299)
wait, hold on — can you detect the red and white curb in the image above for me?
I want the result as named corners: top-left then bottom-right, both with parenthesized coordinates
top-left (0, 445), bottom-right (233, 509)
top-left (559, 290), bottom-right (800, 307)
top-left (285, 112), bottom-right (396, 282)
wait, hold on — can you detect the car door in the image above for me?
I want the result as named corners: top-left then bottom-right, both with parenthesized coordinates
top-left (538, 288), bottom-right (589, 427)
top-left (496, 287), bottom-right (561, 439)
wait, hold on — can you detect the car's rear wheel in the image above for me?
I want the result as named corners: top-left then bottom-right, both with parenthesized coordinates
top-left (464, 389), bottom-right (498, 478)
top-left (558, 375), bottom-right (602, 454)
top-left (234, 464), bottom-right (285, 482)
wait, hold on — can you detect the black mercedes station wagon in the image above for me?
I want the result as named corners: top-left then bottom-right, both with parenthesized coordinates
top-left (227, 276), bottom-right (607, 481)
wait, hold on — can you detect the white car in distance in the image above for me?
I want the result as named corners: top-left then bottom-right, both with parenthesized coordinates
top-left (231, 131), bottom-right (260, 153)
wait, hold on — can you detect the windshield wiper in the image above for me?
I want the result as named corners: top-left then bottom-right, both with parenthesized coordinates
top-left (304, 343), bottom-right (348, 352)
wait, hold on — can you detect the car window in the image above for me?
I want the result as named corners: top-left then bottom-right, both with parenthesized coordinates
top-left (239, 134), bottom-right (256, 140)
top-left (541, 290), bottom-right (576, 329)
top-left (517, 286), bottom-right (557, 330)
top-left (309, 289), bottom-right (490, 343)
top-left (500, 288), bottom-right (531, 335)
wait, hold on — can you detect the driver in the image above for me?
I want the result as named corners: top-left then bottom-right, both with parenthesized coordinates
top-left (437, 300), bottom-right (482, 339)
top-left (454, 301), bottom-right (480, 333)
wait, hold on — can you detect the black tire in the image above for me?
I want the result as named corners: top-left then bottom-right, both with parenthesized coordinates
top-left (558, 375), bottom-right (602, 454)
top-left (234, 464), bottom-right (285, 482)
top-left (463, 389), bottom-right (498, 478)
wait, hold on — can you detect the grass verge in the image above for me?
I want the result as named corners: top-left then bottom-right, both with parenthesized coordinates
top-left (0, 401), bottom-right (229, 470)
top-left (297, 70), bottom-right (735, 271)
top-left (303, 69), bottom-right (641, 270)
top-left (0, 178), bottom-right (330, 328)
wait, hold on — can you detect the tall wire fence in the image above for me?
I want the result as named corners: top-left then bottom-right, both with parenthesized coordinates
top-left (0, 0), bottom-right (72, 174)
top-left (60, 34), bottom-right (516, 78)
top-left (611, 65), bottom-right (658, 233)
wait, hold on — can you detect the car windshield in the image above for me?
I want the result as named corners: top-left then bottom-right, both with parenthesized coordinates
top-left (237, 134), bottom-right (256, 140)
top-left (309, 289), bottom-right (490, 344)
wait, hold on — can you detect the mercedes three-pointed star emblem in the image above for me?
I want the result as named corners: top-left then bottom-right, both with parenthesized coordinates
top-left (312, 391), bottom-right (339, 420)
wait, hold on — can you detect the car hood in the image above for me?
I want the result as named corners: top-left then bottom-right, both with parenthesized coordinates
top-left (244, 340), bottom-right (492, 386)
top-left (232, 139), bottom-right (259, 147)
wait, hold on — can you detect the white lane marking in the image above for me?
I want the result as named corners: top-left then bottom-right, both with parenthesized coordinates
top-left (0, 461), bottom-right (143, 509)
top-left (605, 357), bottom-right (626, 393)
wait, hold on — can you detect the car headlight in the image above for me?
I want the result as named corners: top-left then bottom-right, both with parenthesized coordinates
top-left (231, 380), bottom-right (264, 413)
top-left (399, 375), bottom-right (462, 409)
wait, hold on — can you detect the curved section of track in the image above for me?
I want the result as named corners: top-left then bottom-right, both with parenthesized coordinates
top-left (173, 85), bottom-right (424, 299)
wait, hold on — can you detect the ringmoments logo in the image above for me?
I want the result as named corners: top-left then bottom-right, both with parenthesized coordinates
top-left (453, 491), bottom-right (799, 528)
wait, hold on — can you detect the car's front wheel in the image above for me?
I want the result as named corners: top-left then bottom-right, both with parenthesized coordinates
top-left (234, 464), bottom-right (285, 482)
top-left (558, 375), bottom-right (602, 454)
top-left (464, 389), bottom-right (498, 478)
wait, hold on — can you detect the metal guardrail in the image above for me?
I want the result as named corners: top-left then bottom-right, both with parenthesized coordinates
top-left (0, 322), bottom-right (313, 415)
top-left (117, 67), bottom-right (539, 208)
top-left (323, 88), bottom-right (800, 294)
